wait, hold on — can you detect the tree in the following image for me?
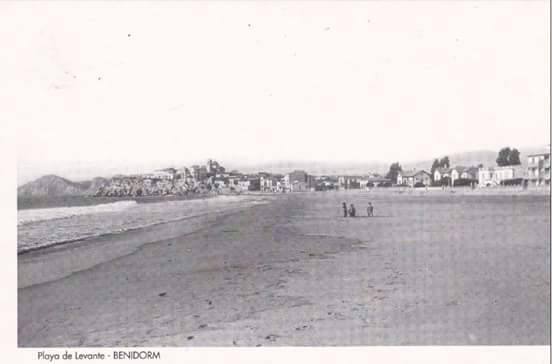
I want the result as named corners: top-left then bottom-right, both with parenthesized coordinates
top-left (509, 148), bottom-right (521, 165)
top-left (496, 147), bottom-right (521, 166)
top-left (439, 156), bottom-right (450, 169)
top-left (386, 162), bottom-right (402, 184)
top-left (496, 147), bottom-right (511, 166)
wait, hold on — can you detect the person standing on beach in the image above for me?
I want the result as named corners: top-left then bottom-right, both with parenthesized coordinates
top-left (342, 202), bottom-right (348, 217)
top-left (349, 204), bottom-right (356, 217)
top-left (367, 202), bottom-right (374, 217)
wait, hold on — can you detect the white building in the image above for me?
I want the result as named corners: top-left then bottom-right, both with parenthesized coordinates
top-left (143, 169), bottom-right (176, 180)
top-left (527, 149), bottom-right (550, 186)
top-left (478, 165), bottom-right (523, 186)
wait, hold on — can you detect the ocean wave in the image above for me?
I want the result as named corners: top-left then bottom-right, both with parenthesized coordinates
top-left (17, 200), bottom-right (138, 225)
top-left (17, 194), bottom-right (274, 254)
top-left (16, 210), bottom-right (208, 254)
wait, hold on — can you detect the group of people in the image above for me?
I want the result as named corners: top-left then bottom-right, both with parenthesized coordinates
top-left (342, 202), bottom-right (374, 217)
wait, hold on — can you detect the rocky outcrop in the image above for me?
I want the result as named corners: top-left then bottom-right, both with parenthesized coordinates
top-left (93, 176), bottom-right (206, 197)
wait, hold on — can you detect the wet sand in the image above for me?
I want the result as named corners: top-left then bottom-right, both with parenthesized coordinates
top-left (18, 192), bottom-right (550, 346)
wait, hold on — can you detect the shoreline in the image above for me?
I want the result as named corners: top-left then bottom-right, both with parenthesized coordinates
top-left (18, 185), bottom-right (550, 211)
top-left (17, 193), bottom-right (262, 257)
top-left (17, 192), bottom-right (224, 211)
top-left (17, 210), bottom-right (216, 257)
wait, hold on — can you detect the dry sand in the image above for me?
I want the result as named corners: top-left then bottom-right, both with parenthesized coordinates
top-left (18, 191), bottom-right (550, 346)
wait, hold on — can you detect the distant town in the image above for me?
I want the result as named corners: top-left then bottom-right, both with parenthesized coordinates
top-left (92, 146), bottom-right (551, 197)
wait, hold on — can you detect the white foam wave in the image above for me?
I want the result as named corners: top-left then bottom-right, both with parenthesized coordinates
top-left (18, 200), bottom-right (138, 225)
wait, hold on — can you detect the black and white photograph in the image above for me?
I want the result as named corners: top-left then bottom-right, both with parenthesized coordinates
top-left (3, 1), bottom-right (550, 363)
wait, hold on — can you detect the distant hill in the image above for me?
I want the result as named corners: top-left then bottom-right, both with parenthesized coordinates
top-left (236, 146), bottom-right (549, 176)
top-left (403, 150), bottom-right (498, 172)
top-left (235, 160), bottom-right (390, 176)
top-left (403, 147), bottom-right (547, 172)
top-left (17, 175), bottom-right (108, 197)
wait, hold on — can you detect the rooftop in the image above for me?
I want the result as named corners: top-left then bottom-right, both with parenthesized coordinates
top-left (527, 151), bottom-right (551, 157)
top-left (402, 169), bottom-right (429, 177)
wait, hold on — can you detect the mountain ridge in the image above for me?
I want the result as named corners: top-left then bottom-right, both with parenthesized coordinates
top-left (236, 147), bottom-right (546, 175)
top-left (17, 175), bottom-right (108, 198)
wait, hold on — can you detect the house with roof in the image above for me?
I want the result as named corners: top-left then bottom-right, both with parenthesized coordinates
top-left (433, 168), bottom-right (452, 184)
top-left (451, 166), bottom-right (479, 181)
top-left (397, 170), bottom-right (431, 187)
top-left (450, 166), bottom-right (464, 181)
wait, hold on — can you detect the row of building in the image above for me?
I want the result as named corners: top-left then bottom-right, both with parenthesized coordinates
top-left (95, 149), bottom-right (550, 196)
top-left (395, 148), bottom-right (550, 188)
top-left (95, 160), bottom-right (396, 197)
top-left (95, 160), bottom-right (325, 196)
top-left (396, 166), bottom-right (481, 188)
top-left (259, 172), bottom-right (396, 192)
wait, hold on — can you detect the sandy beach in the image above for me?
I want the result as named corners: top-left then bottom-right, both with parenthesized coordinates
top-left (18, 191), bottom-right (550, 346)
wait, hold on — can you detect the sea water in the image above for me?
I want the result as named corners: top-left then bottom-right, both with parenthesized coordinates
top-left (17, 195), bottom-right (269, 254)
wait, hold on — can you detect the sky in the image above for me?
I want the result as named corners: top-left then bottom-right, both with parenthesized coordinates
top-left (4, 2), bottom-right (550, 184)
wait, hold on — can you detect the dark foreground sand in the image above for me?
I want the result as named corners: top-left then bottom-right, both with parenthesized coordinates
top-left (18, 192), bottom-right (550, 346)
